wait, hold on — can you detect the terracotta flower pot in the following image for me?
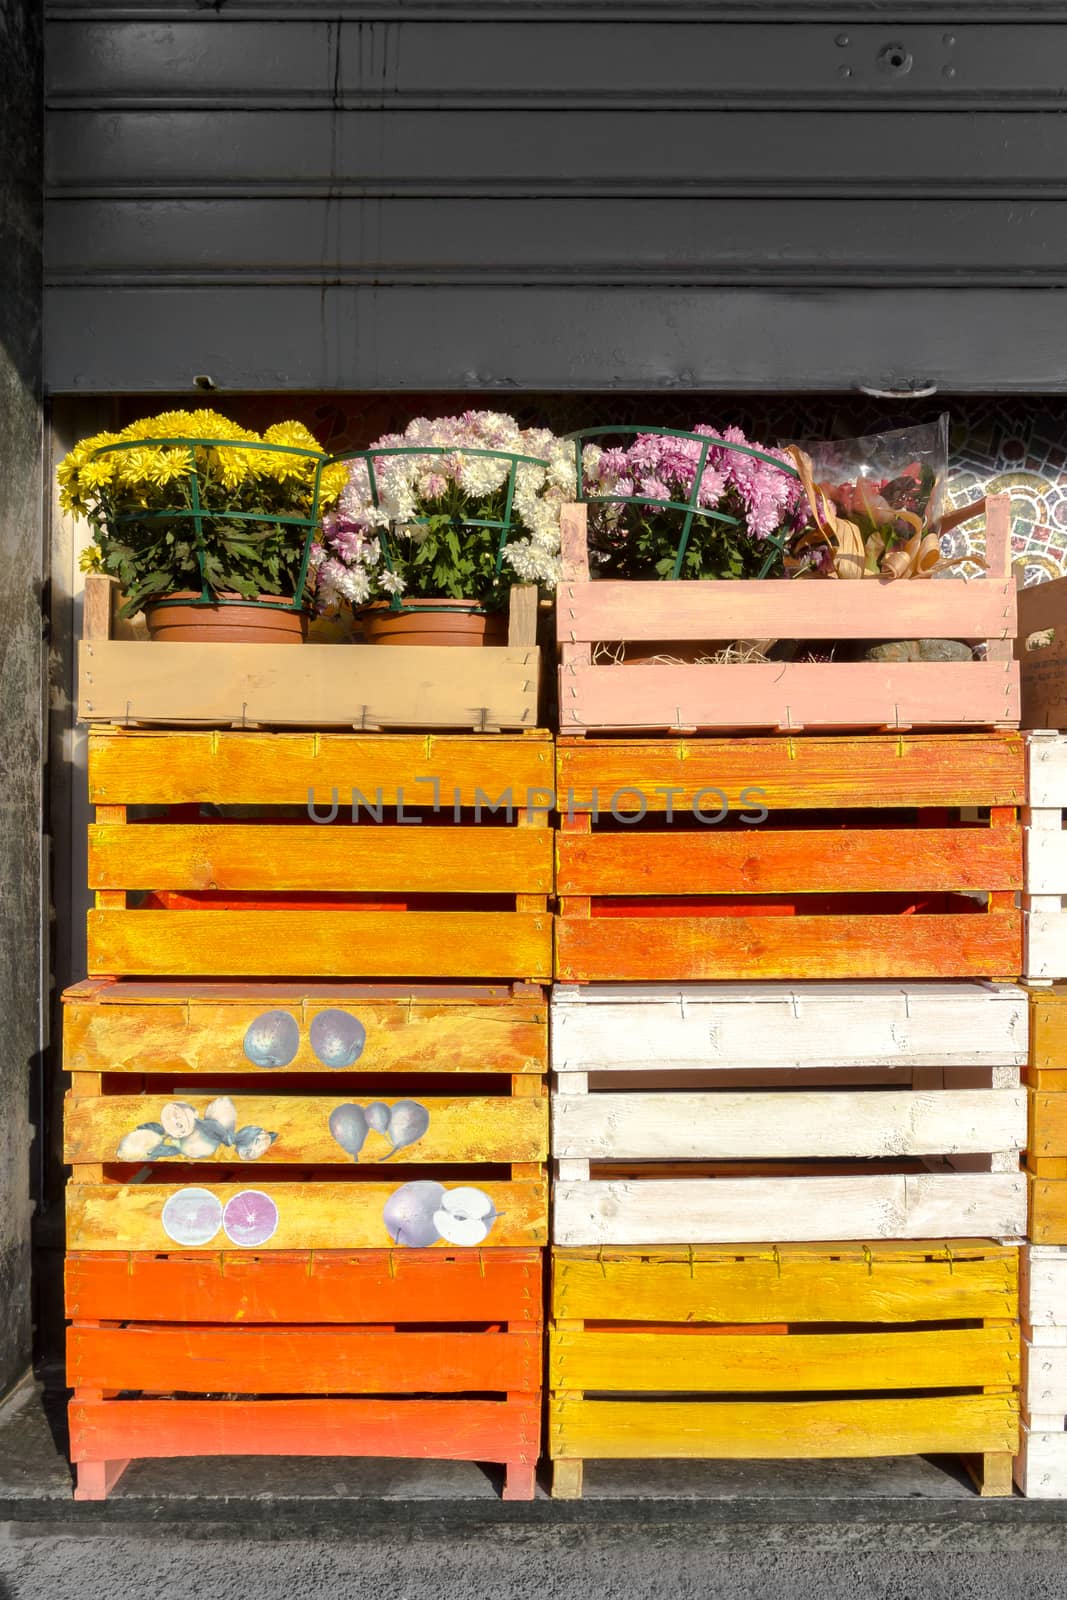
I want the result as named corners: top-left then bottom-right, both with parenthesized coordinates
top-left (359, 599), bottom-right (507, 648)
top-left (144, 592), bottom-right (309, 644)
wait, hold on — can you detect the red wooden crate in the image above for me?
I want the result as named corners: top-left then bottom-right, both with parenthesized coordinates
top-left (557, 496), bottom-right (1018, 735)
top-left (65, 1248), bottom-right (544, 1502)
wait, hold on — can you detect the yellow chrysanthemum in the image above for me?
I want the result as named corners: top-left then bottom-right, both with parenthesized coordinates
top-left (78, 544), bottom-right (103, 573)
top-left (320, 460), bottom-right (349, 507)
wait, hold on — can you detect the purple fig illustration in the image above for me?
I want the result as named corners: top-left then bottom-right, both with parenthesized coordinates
top-left (243, 1010), bottom-right (299, 1069)
top-left (222, 1189), bottom-right (279, 1248)
top-left (382, 1180), bottom-right (444, 1247)
top-left (365, 1101), bottom-right (391, 1134)
top-left (234, 1126), bottom-right (278, 1162)
top-left (378, 1100), bottom-right (430, 1160)
top-left (328, 1103), bottom-right (369, 1162)
top-left (309, 1009), bottom-right (366, 1069)
top-left (160, 1101), bottom-right (198, 1139)
top-left (433, 1186), bottom-right (500, 1247)
top-left (161, 1186), bottom-right (223, 1246)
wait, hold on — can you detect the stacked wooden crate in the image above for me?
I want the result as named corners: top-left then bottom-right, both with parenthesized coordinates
top-left (63, 579), bottom-right (550, 1500)
top-left (549, 498), bottom-right (1028, 1498)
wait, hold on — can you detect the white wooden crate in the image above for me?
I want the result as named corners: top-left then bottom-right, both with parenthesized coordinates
top-left (551, 982), bottom-right (1028, 1248)
top-left (1024, 732), bottom-right (1067, 983)
top-left (1017, 1244), bottom-right (1067, 1497)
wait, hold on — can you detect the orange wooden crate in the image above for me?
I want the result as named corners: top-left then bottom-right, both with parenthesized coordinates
top-left (84, 728), bottom-right (552, 981)
top-left (557, 496), bottom-right (1018, 735)
top-left (66, 1248), bottom-right (543, 1502)
top-left (555, 734), bottom-right (1024, 982)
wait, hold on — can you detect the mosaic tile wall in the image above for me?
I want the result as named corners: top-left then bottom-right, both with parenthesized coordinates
top-left (115, 394), bottom-right (1067, 583)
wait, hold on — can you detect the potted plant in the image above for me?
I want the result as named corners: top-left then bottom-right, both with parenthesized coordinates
top-left (59, 409), bottom-right (348, 643)
top-left (314, 411), bottom-right (573, 646)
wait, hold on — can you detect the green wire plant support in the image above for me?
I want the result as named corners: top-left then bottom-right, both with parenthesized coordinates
top-left (89, 436), bottom-right (328, 612)
top-left (327, 444), bottom-right (552, 613)
top-left (567, 425), bottom-right (802, 580)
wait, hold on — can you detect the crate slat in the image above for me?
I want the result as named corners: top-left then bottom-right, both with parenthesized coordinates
top-left (69, 1323), bottom-right (541, 1394)
top-left (553, 1243), bottom-right (1019, 1324)
top-left (552, 1088), bottom-right (1025, 1163)
top-left (80, 640), bottom-right (541, 731)
top-left (557, 827), bottom-right (1020, 897)
top-left (63, 980), bottom-right (547, 1077)
top-left (88, 728), bottom-right (553, 805)
top-left (554, 1173), bottom-right (1026, 1246)
top-left (67, 1176), bottom-right (548, 1251)
top-left (551, 981), bottom-right (1027, 1072)
top-left (551, 1326), bottom-right (1017, 1394)
top-left (65, 1248), bottom-right (543, 1323)
top-left (88, 908), bottom-right (552, 981)
top-left (555, 913), bottom-right (1021, 985)
top-left (89, 823), bottom-right (552, 895)
top-left (71, 1395), bottom-right (539, 1466)
top-left (550, 1394), bottom-right (1018, 1462)
top-left (66, 1092), bottom-right (548, 1167)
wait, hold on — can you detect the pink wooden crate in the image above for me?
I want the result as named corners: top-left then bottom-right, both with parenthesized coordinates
top-left (557, 495), bottom-right (1019, 735)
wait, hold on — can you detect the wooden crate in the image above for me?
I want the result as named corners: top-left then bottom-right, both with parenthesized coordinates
top-left (556, 734), bottom-right (1024, 983)
top-left (1016, 1245), bottom-right (1067, 1496)
top-left (79, 573), bottom-right (542, 731)
top-left (552, 982), bottom-right (1027, 1246)
top-left (549, 1242), bottom-right (1020, 1499)
top-left (84, 728), bottom-right (552, 981)
top-left (558, 497), bottom-right (1019, 735)
top-left (1022, 733), bottom-right (1067, 983)
top-left (66, 1247), bottom-right (543, 1501)
top-left (1017, 567), bottom-right (1067, 733)
top-left (63, 978), bottom-right (549, 1252)
top-left (1025, 985), bottom-right (1067, 1244)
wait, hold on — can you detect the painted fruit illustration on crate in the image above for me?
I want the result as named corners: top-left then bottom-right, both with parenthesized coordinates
top-left (329, 1099), bottom-right (430, 1162)
top-left (310, 1009), bottom-right (368, 1068)
top-left (115, 1097), bottom-right (278, 1163)
top-left (382, 1180), bottom-right (500, 1247)
top-left (160, 1186), bottom-right (280, 1248)
top-left (242, 1010), bottom-right (300, 1068)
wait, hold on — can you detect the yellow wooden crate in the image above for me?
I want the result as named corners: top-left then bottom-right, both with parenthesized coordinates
top-left (549, 1242), bottom-right (1020, 1500)
top-left (1027, 988), bottom-right (1067, 1243)
top-left (84, 729), bottom-right (553, 981)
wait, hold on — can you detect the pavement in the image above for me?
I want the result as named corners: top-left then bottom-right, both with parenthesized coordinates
top-left (5, 1372), bottom-right (1067, 1598)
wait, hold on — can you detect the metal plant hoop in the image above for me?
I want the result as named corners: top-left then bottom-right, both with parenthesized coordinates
top-left (328, 444), bottom-right (552, 613)
top-left (567, 425), bottom-right (801, 581)
top-left (90, 436), bottom-right (328, 612)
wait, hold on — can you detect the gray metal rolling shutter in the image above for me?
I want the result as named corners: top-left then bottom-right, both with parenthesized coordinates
top-left (44, 3), bottom-right (1067, 392)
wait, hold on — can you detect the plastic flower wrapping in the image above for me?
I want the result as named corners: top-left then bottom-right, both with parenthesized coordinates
top-left (58, 410), bottom-right (346, 615)
top-left (580, 426), bottom-right (812, 581)
top-left (314, 411), bottom-right (575, 612)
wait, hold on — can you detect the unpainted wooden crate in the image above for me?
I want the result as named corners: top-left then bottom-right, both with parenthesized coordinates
top-left (79, 573), bottom-right (543, 732)
top-left (549, 1242), bottom-right (1020, 1500)
top-left (62, 978), bottom-right (549, 1253)
top-left (558, 496), bottom-right (1018, 735)
top-left (1017, 568), bottom-right (1067, 734)
top-left (66, 1247), bottom-right (543, 1502)
top-left (1016, 1244), bottom-right (1067, 1497)
top-left (83, 728), bottom-right (553, 982)
top-left (551, 982), bottom-right (1027, 1246)
top-left (555, 734), bottom-right (1024, 983)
